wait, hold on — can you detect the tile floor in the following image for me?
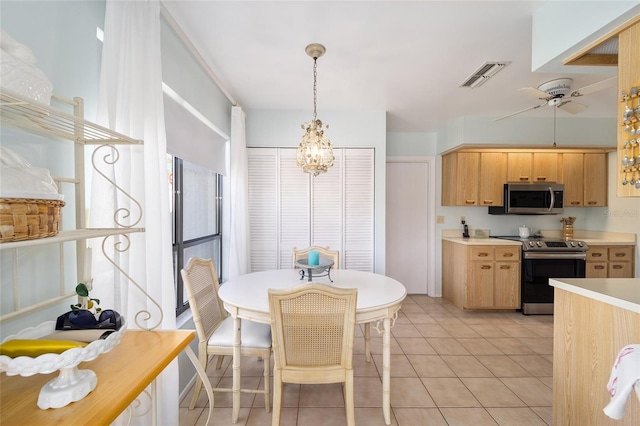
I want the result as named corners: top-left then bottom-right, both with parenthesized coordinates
top-left (179, 295), bottom-right (554, 426)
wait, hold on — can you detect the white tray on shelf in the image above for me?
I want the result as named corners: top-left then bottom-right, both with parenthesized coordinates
top-left (0, 317), bottom-right (127, 409)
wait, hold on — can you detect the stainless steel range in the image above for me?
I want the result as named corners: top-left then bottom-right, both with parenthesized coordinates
top-left (492, 236), bottom-right (589, 315)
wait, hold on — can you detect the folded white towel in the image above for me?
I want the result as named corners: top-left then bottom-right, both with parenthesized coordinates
top-left (604, 344), bottom-right (640, 420)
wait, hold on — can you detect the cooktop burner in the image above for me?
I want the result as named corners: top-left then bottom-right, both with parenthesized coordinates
top-left (491, 236), bottom-right (589, 252)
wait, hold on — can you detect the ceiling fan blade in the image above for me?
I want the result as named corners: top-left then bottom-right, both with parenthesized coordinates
top-left (494, 102), bottom-right (548, 121)
top-left (519, 87), bottom-right (551, 100)
top-left (558, 100), bottom-right (587, 114)
top-left (570, 76), bottom-right (617, 97)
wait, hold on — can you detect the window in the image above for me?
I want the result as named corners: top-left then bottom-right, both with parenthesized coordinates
top-left (169, 155), bottom-right (222, 315)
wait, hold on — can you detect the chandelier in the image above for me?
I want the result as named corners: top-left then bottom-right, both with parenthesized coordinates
top-left (296, 43), bottom-right (335, 176)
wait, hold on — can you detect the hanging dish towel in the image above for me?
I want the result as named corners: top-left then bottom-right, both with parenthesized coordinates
top-left (604, 344), bottom-right (640, 419)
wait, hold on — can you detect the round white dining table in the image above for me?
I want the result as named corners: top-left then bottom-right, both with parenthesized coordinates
top-left (218, 268), bottom-right (407, 425)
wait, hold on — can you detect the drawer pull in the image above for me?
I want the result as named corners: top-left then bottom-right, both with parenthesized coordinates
top-left (614, 253), bottom-right (626, 257)
top-left (591, 253), bottom-right (603, 257)
top-left (500, 265), bottom-right (511, 269)
top-left (477, 253), bottom-right (489, 257)
top-left (594, 265), bottom-right (605, 270)
top-left (465, 200), bottom-right (476, 205)
top-left (612, 265), bottom-right (624, 270)
top-left (502, 253), bottom-right (514, 257)
top-left (481, 265), bottom-right (492, 270)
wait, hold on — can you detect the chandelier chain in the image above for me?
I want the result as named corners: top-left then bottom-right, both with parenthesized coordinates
top-left (313, 58), bottom-right (318, 122)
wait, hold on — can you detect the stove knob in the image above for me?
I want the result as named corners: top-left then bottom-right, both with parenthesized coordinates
top-left (529, 241), bottom-right (535, 247)
top-left (536, 241), bottom-right (543, 247)
top-left (577, 241), bottom-right (583, 247)
top-left (570, 241), bottom-right (576, 247)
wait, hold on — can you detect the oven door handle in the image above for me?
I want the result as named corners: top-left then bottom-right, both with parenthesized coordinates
top-left (523, 252), bottom-right (586, 260)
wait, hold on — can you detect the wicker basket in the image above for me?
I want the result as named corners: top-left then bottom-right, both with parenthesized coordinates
top-left (0, 198), bottom-right (65, 242)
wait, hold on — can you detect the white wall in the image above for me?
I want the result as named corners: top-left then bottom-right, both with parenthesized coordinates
top-left (245, 108), bottom-right (387, 272)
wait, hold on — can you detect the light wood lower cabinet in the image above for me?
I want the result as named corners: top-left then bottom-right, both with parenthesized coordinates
top-left (586, 245), bottom-right (635, 278)
top-left (443, 241), bottom-right (521, 310)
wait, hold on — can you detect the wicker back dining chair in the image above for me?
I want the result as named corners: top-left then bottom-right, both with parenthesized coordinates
top-left (292, 246), bottom-right (340, 269)
top-left (268, 284), bottom-right (357, 426)
top-left (292, 246), bottom-right (372, 363)
top-left (181, 257), bottom-right (272, 412)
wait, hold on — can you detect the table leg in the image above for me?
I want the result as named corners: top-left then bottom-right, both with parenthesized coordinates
top-left (382, 317), bottom-right (391, 425)
top-left (232, 316), bottom-right (242, 423)
top-left (184, 346), bottom-right (214, 425)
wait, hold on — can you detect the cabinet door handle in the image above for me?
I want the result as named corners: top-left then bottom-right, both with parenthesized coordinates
top-left (612, 265), bottom-right (623, 269)
top-left (483, 200), bottom-right (493, 204)
top-left (591, 253), bottom-right (603, 257)
top-left (500, 265), bottom-right (511, 269)
top-left (570, 201), bottom-right (581, 205)
top-left (465, 200), bottom-right (476, 205)
top-left (481, 265), bottom-right (492, 269)
top-left (537, 176), bottom-right (546, 181)
top-left (477, 253), bottom-right (489, 257)
top-left (587, 201), bottom-right (597, 205)
top-left (614, 253), bottom-right (626, 258)
top-left (519, 176), bottom-right (529, 181)
top-left (594, 265), bottom-right (605, 270)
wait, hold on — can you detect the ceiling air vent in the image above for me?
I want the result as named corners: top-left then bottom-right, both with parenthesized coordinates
top-left (459, 61), bottom-right (510, 88)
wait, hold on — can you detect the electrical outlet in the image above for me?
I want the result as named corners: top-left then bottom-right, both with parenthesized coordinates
top-left (436, 215), bottom-right (445, 224)
top-left (460, 216), bottom-right (465, 224)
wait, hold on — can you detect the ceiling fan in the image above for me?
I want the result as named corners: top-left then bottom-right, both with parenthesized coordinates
top-left (494, 76), bottom-right (617, 121)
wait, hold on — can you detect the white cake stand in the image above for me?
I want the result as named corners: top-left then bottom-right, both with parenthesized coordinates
top-left (0, 318), bottom-right (126, 409)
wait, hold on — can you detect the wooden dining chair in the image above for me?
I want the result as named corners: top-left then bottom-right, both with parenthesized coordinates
top-left (268, 284), bottom-right (357, 426)
top-left (292, 245), bottom-right (340, 269)
top-left (181, 257), bottom-right (272, 412)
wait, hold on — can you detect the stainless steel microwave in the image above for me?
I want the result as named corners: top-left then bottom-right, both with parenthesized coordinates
top-left (488, 183), bottom-right (564, 215)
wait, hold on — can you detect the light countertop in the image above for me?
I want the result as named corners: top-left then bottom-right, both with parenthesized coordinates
top-left (442, 237), bottom-right (521, 246)
top-left (549, 278), bottom-right (640, 313)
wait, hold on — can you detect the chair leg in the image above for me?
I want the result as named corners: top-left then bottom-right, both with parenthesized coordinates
top-left (263, 351), bottom-right (271, 412)
top-left (271, 370), bottom-right (282, 426)
top-left (364, 322), bottom-right (371, 363)
top-left (215, 355), bottom-right (224, 370)
top-left (345, 373), bottom-right (355, 426)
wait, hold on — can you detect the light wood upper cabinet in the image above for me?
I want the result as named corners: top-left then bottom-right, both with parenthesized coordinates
top-left (442, 149), bottom-right (610, 207)
top-left (456, 152), bottom-right (480, 206)
top-left (479, 152), bottom-right (507, 206)
top-left (583, 153), bottom-right (607, 206)
top-left (507, 153), bottom-right (532, 182)
top-left (559, 153), bottom-right (584, 206)
top-left (441, 152), bottom-right (457, 206)
top-left (532, 153), bottom-right (559, 182)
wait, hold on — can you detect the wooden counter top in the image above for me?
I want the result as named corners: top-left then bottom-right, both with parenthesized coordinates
top-left (0, 330), bottom-right (194, 425)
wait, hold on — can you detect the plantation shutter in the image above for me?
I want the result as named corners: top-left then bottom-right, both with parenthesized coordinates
top-left (247, 147), bottom-right (374, 272)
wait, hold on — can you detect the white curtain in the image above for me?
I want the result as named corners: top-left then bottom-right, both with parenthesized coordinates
top-left (228, 106), bottom-right (251, 278)
top-left (92, 0), bottom-right (178, 423)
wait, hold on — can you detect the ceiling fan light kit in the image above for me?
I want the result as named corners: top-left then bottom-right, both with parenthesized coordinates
top-left (296, 43), bottom-right (335, 177)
